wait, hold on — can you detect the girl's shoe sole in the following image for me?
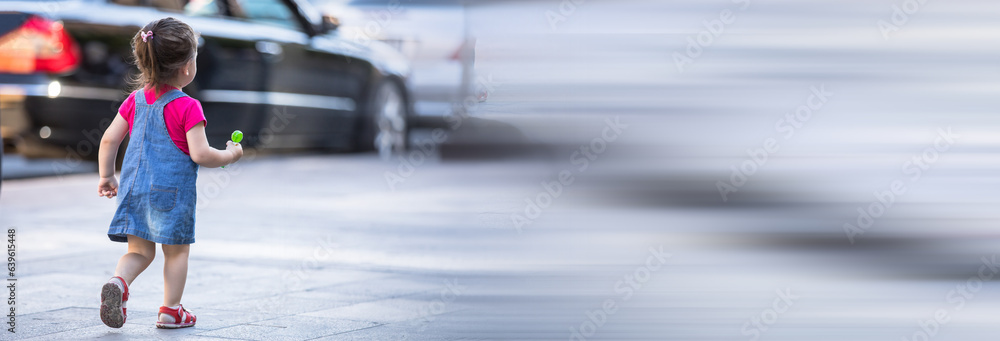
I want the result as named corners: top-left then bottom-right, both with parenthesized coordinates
top-left (155, 323), bottom-right (195, 329)
top-left (100, 283), bottom-right (124, 328)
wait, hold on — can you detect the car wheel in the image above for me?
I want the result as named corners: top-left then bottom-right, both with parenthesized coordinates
top-left (359, 81), bottom-right (407, 159)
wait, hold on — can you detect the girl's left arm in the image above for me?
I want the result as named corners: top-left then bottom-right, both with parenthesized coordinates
top-left (97, 115), bottom-right (129, 198)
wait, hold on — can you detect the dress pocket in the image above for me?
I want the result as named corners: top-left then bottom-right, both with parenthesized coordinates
top-left (150, 185), bottom-right (178, 211)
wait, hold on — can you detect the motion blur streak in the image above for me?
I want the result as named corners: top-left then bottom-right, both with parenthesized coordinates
top-left (453, 0), bottom-right (1000, 339)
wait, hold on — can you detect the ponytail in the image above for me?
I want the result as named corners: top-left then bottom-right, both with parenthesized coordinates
top-left (145, 33), bottom-right (158, 90)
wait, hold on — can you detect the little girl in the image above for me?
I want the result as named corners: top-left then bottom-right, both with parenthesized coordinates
top-left (96, 17), bottom-right (243, 329)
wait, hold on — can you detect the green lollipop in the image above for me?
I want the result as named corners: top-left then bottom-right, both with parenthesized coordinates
top-left (222, 130), bottom-right (243, 168)
top-left (231, 130), bottom-right (243, 144)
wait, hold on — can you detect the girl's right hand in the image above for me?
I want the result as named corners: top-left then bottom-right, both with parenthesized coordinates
top-left (98, 176), bottom-right (118, 199)
top-left (226, 140), bottom-right (244, 164)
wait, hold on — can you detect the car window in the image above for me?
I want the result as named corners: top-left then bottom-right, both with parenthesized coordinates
top-left (229, 0), bottom-right (301, 31)
top-left (110, 0), bottom-right (219, 15)
top-left (184, 0), bottom-right (222, 17)
top-left (111, 0), bottom-right (186, 12)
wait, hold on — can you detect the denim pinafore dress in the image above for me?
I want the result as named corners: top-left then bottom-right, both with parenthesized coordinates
top-left (108, 88), bottom-right (198, 245)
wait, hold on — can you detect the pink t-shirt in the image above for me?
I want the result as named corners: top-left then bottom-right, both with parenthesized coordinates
top-left (118, 86), bottom-right (206, 155)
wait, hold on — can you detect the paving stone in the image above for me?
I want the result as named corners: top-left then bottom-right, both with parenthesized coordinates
top-left (306, 276), bottom-right (441, 301)
top-left (302, 297), bottom-right (443, 324)
top-left (196, 315), bottom-right (378, 341)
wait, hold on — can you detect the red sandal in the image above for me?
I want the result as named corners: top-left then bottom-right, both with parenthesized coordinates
top-left (100, 276), bottom-right (129, 328)
top-left (156, 304), bottom-right (197, 329)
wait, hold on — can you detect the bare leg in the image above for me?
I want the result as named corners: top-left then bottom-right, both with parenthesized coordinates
top-left (103, 235), bottom-right (154, 327)
top-left (114, 235), bottom-right (156, 285)
top-left (161, 243), bottom-right (190, 307)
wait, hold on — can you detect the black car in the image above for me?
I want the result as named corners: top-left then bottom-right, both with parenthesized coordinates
top-left (0, 0), bottom-right (411, 160)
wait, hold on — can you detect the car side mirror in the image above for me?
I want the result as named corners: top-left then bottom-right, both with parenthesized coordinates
top-left (322, 14), bottom-right (340, 32)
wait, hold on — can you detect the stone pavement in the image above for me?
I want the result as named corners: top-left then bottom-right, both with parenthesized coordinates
top-left (5, 148), bottom-right (1000, 341)
top-left (5, 0), bottom-right (1000, 338)
top-left (3, 152), bottom-right (678, 340)
top-left (1, 153), bottom-right (528, 340)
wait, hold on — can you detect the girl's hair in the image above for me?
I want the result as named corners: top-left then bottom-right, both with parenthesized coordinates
top-left (130, 17), bottom-right (197, 94)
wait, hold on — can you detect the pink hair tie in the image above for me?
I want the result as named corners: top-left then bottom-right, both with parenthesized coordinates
top-left (141, 30), bottom-right (153, 42)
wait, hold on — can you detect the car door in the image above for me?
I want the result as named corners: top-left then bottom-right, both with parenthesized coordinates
top-left (225, 0), bottom-right (368, 150)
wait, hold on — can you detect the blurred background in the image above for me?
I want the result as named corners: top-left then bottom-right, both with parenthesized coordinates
top-left (3, 0), bottom-right (1000, 340)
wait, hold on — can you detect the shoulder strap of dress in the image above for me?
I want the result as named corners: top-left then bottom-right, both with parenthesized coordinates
top-left (153, 89), bottom-right (190, 107)
top-left (134, 88), bottom-right (147, 107)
